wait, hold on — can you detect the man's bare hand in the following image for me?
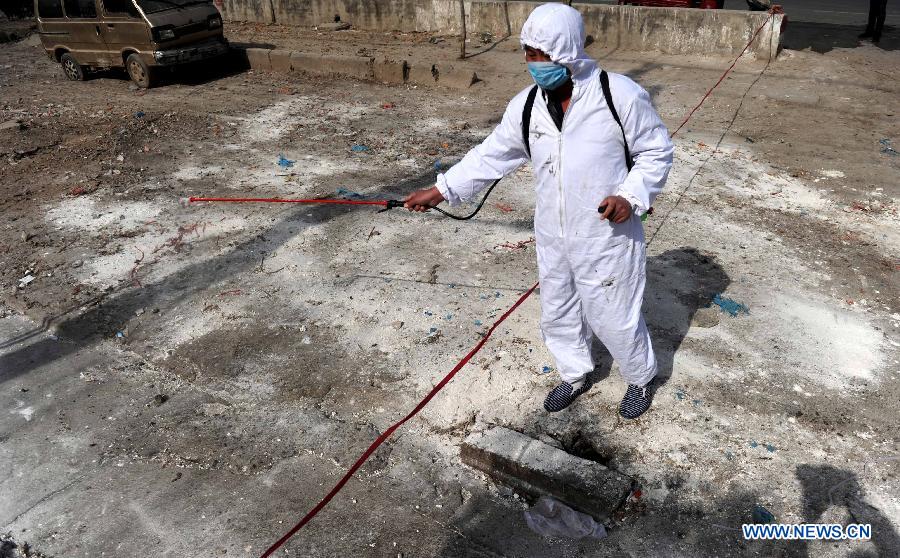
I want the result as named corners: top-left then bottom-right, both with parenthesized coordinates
top-left (404, 186), bottom-right (446, 212)
top-left (599, 195), bottom-right (633, 224)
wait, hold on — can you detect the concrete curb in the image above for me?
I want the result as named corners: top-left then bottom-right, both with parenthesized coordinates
top-left (461, 426), bottom-right (634, 519)
top-left (232, 47), bottom-right (477, 89)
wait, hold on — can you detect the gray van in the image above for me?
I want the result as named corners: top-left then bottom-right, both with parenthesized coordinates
top-left (35, 0), bottom-right (228, 88)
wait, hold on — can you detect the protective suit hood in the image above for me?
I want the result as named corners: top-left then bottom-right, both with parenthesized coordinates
top-left (520, 3), bottom-right (597, 82)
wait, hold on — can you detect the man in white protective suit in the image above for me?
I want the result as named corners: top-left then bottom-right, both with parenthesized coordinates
top-left (404, 3), bottom-right (673, 418)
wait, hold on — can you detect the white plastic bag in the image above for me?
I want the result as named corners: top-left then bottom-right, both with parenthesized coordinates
top-left (523, 496), bottom-right (608, 540)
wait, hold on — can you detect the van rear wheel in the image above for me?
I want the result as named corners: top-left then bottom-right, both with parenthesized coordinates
top-left (126, 53), bottom-right (155, 89)
top-left (60, 53), bottom-right (85, 81)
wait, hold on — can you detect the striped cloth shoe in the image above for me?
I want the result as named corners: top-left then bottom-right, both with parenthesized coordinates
top-left (543, 377), bottom-right (593, 413)
top-left (619, 384), bottom-right (651, 419)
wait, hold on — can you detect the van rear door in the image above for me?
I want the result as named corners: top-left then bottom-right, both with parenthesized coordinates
top-left (36, 0), bottom-right (70, 52)
top-left (98, 0), bottom-right (149, 65)
top-left (61, 0), bottom-right (110, 66)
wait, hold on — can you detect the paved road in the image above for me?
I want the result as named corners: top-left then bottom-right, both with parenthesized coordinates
top-left (579, 1), bottom-right (898, 25)
top-left (731, 0), bottom-right (899, 25)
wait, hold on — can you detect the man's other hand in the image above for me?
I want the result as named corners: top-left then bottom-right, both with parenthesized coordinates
top-left (599, 195), bottom-right (633, 224)
top-left (404, 186), bottom-right (446, 212)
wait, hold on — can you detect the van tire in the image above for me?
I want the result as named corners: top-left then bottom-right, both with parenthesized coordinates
top-left (60, 53), bottom-right (85, 81)
top-left (126, 53), bottom-right (155, 89)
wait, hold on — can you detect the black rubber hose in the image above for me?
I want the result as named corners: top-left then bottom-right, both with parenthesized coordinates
top-left (420, 178), bottom-right (502, 221)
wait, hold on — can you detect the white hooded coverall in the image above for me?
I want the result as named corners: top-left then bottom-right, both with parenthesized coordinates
top-left (435, 3), bottom-right (674, 388)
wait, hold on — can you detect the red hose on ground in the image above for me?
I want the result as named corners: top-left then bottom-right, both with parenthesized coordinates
top-left (188, 196), bottom-right (390, 207)
top-left (258, 8), bottom-right (779, 556)
top-left (259, 282), bottom-right (540, 558)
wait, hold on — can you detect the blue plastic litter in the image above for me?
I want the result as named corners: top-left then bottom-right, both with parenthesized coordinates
top-left (880, 138), bottom-right (898, 156)
top-left (752, 505), bottom-right (776, 524)
top-left (445, 313), bottom-right (453, 320)
top-left (749, 440), bottom-right (759, 448)
top-left (429, 326), bottom-right (437, 333)
top-left (434, 159), bottom-right (443, 171)
top-left (765, 443), bottom-right (776, 453)
top-left (474, 319), bottom-right (482, 326)
top-left (277, 155), bottom-right (295, 168)
top-left (134, 111), bottom-right (145, 118)
top-left (115, 331), bottom-right (125, 338)
top-left (540, 365), bottom-right (553, 374)
top-left (711, 294), bottom-right (749, 317)
top-left (674, 390), bottom-right (685, 400)
top-left (351, 144), bottom-right (369, 152)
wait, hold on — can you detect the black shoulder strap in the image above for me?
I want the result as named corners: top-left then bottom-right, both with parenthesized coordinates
top-left (521, 85), bottom-right (539, 159)
top-left (600, 70), bottom-right (633, 171)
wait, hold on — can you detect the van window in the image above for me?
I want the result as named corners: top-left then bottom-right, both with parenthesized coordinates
top-left (38, 0), bottom-right (65, 18)
top-left (136, 0), bottom-right (208, 15)
top-left (102, 0), bottom-right (140, 17)
top-left (64, 0), bottom-right (98, 18)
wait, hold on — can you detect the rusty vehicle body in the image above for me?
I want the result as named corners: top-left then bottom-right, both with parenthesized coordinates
top-left (34, 0), bottom-right (228, 87)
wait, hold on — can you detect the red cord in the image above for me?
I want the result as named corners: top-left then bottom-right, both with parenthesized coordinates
top-left (257, 9), bottom-right (780, 556)
top-left (259, 282), bottom-right (539, 558)
top-left (669, 10), bottom-right (776, 139)
top-left (189, 197), bottom-right (388, 206)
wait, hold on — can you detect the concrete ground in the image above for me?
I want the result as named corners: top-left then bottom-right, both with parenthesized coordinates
top-left (1, 21), bottom-right (898, 558)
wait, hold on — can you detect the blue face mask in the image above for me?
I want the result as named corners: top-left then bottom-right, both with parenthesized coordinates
top-left (527, 61), bottom-right (569, 90)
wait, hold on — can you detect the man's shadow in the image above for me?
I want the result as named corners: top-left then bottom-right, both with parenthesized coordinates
top-left (796, 463), bottom-right (900, 557)
top-left (586, 247), bottom-right (730, 388)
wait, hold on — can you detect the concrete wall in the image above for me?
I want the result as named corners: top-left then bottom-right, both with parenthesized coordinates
top-left (221, 0), bottom-right (784, 59)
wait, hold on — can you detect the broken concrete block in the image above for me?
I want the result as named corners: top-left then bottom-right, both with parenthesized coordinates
top-left (0, 119), bottom-right (22, 131)
top-left (461, 426), bottom-right (632, 519)
top-left (243, 47), bottom-right (272, 72)
top-left (290, 52), bottom-right (374, 80)
top-left (440, 66), bottom-right (478, 89)
top-left (315, 21), bottom-right (351, 31)
top-left (269, 49), bottom-right (294, 73)
top-left (374, 58), bottom-right (407, 84)
top-left (407, 63), bottom-right (438, 85)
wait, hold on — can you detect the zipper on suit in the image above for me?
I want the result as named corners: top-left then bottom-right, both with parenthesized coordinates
top-left (557, 92), bottom-right (573, 238)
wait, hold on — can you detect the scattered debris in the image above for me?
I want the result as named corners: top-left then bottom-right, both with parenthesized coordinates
top-left (711, 294), bottom-right (749, 317)
top-left (277, 155), bottom-right (295, 168)
top-left (153, 393), bottom-right (169, 406)
top-left (540, 365), bottom-right (553, 374)
top-left (382, 102), bottom-right (395, 109)
top-left (524, 496), bottom-right (608, 540)
top-left (494, 203), bottom-right (513, 213)
top-left (17, 274), bottom-right (34, 288)
top-left (419, 329), bottom-right (442, 344)
top-left (351, 144), bottom-right (369, 152)
top-left (879, 138), bottom-right (898, 156)
top-left (495, 237), bottom-right (535, 250)
top-left (134, 111), bottom-right (145, 118)
top-left (391, 321), bottom-right (404, 329)
top-left (336, 188), bottom-right (365, 199)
